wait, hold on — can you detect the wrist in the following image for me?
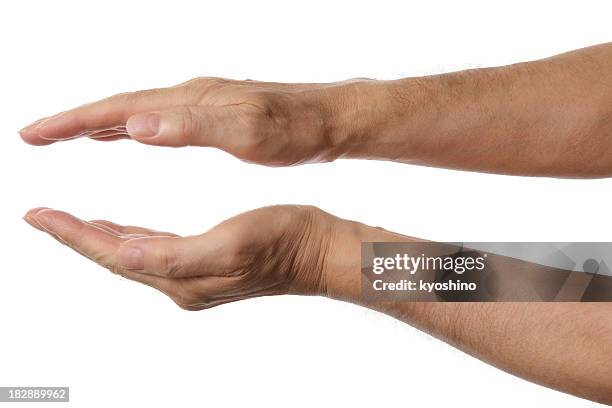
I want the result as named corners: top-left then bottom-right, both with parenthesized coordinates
top-left (285, 207), bottom-right (371, 300)
top-left (318, 79), bottom-right (393, 159)
top-left (324, 78), bottom-right (433, 161)
top-left (319, 215), bottom-right (417, 303)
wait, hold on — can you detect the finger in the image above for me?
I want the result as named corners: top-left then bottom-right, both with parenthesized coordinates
top-left (25, 208), bottom-right (174, 293)
top-left (19, 118), bottom-right (55, 146)
top-left (125, 105), bottom-right (252, 149)
top-left (88, 126), bottom-right (129, 142)
top-left (118, 206), bottom-right (296, 279)
top-left (24, 208), bottom-right (262, 310)
top-left (91, 135), bottom-right (131, 142)
top-left (23, 207), bottom-right (51, 230)
top-left (70, 125), bottom-right (127, 138)
top-left (29, 209), bottom-right (124, 266)
top-left (119, 270), bottom-right (178, 298)
top-left (115, 232), bottom-right (233, 278)
top-left (87, 221), bottom-right (147, 238)
top-left (81, 221), bottom-right (248, 306)
top-left (89, 219), bottom-right (178, 237)
top-left (85, 125), bottom-right (128, 138)
top-left (21, 87), bottom-right (192, 144)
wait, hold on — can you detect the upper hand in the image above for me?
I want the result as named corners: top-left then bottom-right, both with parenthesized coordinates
top-left (19, 77), bottom-right (368, 166)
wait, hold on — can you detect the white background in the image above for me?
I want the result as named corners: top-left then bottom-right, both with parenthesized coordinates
top-left (1, 1), bottom-right (611, 406)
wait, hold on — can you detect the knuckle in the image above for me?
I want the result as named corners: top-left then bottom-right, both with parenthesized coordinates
top-left (242, 115), bottom-right (264, 144)
top-left (181, 77), bottom-right (230, 97)
top-left (178, 106), bottom-right (195, 137)
top-left (217, 238), bottom-right (249, 273)
top-left (170, 106), bottom-right (197, 145)
top-left (109, 88), bottom-right (162, 103)
top-left (178, 76), bottom-right (207, 87)
top-left (106, 263), bottom-right (124, 276)
top-left (231, 93), bottom-right (290, 157)
top-left (132, 88), bottom-right (164, 100)
top-left (199, 76), bottom-right (227, 86)
top-left (248, 92), bottom-right (285, 123)
top-left (175, 77), bottom-right (232, 104)
top-left (106, 91), bottom-right (131, 103)
top-left (247, 92), bottom-right (274, 110)
top-left (231, 111), bottom-right (267, 154)
top-left (186, 76), bottom-right (224, 86)
top-left (156, 246), bottom-right (182, 277)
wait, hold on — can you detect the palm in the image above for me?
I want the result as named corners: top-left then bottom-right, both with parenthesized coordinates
top-left (24, 205), bottom-right (331, 310)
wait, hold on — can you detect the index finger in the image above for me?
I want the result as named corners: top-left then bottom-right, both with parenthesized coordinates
top-left (19, 86), bottom-right (191, 145)
top-left (30, 209), bottom-right (124, 267)
top-left (25, 208), bottom-right (177, 294)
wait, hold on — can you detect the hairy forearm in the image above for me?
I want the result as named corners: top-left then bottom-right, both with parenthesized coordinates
top-left (318, 218), bottom-right (612, 404)
top-left (23, 205), bottom-right (612, 403)
top-left (21, 42), bottom-right (612, 177)
top-left (334, 43), bottom-right (612, 177)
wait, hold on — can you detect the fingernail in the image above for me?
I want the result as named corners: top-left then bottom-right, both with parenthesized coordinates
top-left (117, 245), bottom-right (144, 270)
top-left (126, 113), bottom-right (160, 138)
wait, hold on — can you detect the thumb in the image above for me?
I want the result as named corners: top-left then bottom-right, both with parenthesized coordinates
top-left (115, 234), bottom-right (227, 278)
top-left (125, 106), bottom-right (248, 148)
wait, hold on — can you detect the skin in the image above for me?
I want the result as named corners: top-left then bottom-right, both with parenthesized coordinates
top-left (20, 43), bottom-right (612, 403)
top-left (19, 43), bottom-right (612, 176)
top-left (23, 206), bottom-right (612, 404)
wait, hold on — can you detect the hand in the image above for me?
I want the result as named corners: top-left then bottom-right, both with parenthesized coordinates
top-left (23, 205), bottom-right (338, 310)
top-left (19, 77), bottom-right (375, 166)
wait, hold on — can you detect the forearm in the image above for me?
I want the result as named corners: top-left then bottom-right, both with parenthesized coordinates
top-left (318, 218), bottom-right (612, 404)
top-left (334, 43), bottom-right (612, 177)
